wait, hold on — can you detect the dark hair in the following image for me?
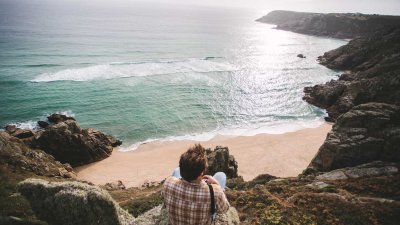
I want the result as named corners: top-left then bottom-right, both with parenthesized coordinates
top-left (179, 144), bottom-right (208, 182)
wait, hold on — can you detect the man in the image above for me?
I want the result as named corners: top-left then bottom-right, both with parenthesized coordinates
top-left (163, 144), bottom-right (230, 225)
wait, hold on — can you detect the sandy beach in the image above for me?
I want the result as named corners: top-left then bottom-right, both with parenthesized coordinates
top-left (75, 123), bottom-right (331, 188)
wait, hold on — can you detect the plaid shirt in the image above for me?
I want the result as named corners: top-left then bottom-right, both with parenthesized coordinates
top-left (163, 176), bottom-right (230, 225)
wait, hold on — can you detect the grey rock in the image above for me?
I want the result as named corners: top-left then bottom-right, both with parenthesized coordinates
top-left (32, 118), bottom-right (122, 167)
top-left (17, 178), bottom-right (135, 225)
top-left (306, 181), bottom-right (330, 189)
top-left (316, 161), bottom-right (398, 180)
top-left (309, 103), bottom-right (400, 171)
top-left (297, 54), bottom-right (306, 58)
top-left (316, 171), bottom-right (347, 181)
top-left (206, 146), bottom-right (238, 178)
top-left (104, 180), bottom-right (126, 191)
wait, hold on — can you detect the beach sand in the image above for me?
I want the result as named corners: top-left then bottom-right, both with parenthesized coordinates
top-left (75, 123), bottom-right (331, 188)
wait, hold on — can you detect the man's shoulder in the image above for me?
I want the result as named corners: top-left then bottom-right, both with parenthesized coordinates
top-left (211, 183), bottom-right (224, 194)
top-left (163, 176), bottom-right (181, 188)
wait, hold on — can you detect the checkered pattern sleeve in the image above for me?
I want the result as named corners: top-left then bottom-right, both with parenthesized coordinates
top-left (212, 184), bottom-right (230, 214)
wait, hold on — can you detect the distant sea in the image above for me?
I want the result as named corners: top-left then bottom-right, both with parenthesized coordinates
top-left (0, 1), bottom-right (347, 150)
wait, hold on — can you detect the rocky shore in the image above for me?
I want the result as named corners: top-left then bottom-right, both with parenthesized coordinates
top-left (256, 10), bottom-right (400, 39)
top-left (1, 11), bottom-right (400, 225)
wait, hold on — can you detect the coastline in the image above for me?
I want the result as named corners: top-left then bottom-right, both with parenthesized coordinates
top-left (75, 123), bottom-right (332, 188)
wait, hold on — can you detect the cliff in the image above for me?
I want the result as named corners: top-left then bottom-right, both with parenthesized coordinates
top-left (256, 10), bottom-right (400, 39)
top-left (303, 28), bottom-right (400, 119)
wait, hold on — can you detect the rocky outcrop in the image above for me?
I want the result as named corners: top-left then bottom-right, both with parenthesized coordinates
top-left (256, 10), bottom-right (400, 39)
top-left (104, 180), bottom-right (126, 191)
top-left (316, 161), bottom-right (398, 181)
top-left (226, 167), bottom-right (400, 224)
top-left (17, 178), bottom-right (135, 225)
top-left (31, 114), bottom-right (122, 167)
top-left (303, 28), bottom-right (400, 120)
top-left (206, 146), bottom-right (238, 178)
top-left (308, 103), bottom-right (400, 171)
top-left (0, 132), bottom-right (74, 178)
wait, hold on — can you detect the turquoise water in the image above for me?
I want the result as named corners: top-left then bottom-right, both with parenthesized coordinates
top-left (0, 1), bottom-right (347, 150)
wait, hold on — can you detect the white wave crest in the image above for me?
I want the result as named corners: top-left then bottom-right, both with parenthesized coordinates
top-left (9, 121), bottom-right (38, 130)
top-left (31, 59), bottom-right (236, 82)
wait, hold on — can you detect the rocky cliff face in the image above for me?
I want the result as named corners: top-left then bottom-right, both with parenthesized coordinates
top-left (303, 28), bottom-right (400, 120)
top-left (256, 10), bottom-right (400, 39)
top-left (308, 103), bottom-right (400, 171)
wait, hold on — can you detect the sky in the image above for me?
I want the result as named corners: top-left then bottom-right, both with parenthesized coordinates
top-left (1, 0), bottom-right (400, 16)
top-left (78, 0), bottom-right (400, 15)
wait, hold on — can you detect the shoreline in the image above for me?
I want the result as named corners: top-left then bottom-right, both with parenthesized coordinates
top-left (75, 123), bottom-right (332, 188)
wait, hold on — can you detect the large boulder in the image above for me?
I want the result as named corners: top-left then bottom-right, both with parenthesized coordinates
top-left (308, 103), bottom-right (400, 171)
top-left (17, 178), bottom-right (135, 225)
top-left (206, 146), bottom-right (238, 179)
top-left (32, 114), bottom-right (122, 167)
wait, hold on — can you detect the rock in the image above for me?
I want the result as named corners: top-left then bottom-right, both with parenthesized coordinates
top-left (135, 205), bottom-right (240, 225)
top-left (37, 121), bottom-right (49, 128)
top-left (12, 129), bottom-right (35, 139)
top-left (58, 167), bottom-right (77, 178)
top-left (306, 181), bottom-right (330, 189)
top-left (32, 118), bottom-right (122, 167)
top-left (206, 146), bottom-right (238, 179)
top-left (297, 54), bottom-right (306, 58)
top-left (316, 170), bottom-right (348, 180)
top-left (134, 205), bottom-right (168, 225)
top-left (47, 113), bottom-right (75, 123)
top-left (256, 10), bottom-right (400, 39)
top-left (316, 161), bottom-right (399, 181)
top-left (104, 180), bottom-right (126, 191)
top-left (0, 132), bottom-right (71, 177)
top-left (17, 178), bottom-right (135, 225)
top-left (308, 103), bottom-right (400, 171)
top-left (0, 215), bottom-right (47, 225)
top-left (5, 125), bottom-right (17, 133)
top-left (303, 28), bottom-right (400, 120)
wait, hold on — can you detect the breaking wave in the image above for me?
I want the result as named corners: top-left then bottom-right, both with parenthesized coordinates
top-left (31, 58), bottom-right (236, 82)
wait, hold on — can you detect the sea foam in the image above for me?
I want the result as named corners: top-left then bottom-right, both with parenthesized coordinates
top-left (31, 59), bottom-right (236, 82)
top-left (118, 118), bottom-right (326, 152)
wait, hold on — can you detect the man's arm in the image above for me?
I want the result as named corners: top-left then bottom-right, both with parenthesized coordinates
top-left (214, 186), bottom-right (230, 213)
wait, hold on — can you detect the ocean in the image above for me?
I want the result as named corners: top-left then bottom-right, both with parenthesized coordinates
top-left (0, 1), bottom-right (347, 150)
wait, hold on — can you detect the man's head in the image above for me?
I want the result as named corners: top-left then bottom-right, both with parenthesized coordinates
top-left (179, 144), bottom-right (208, 182)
